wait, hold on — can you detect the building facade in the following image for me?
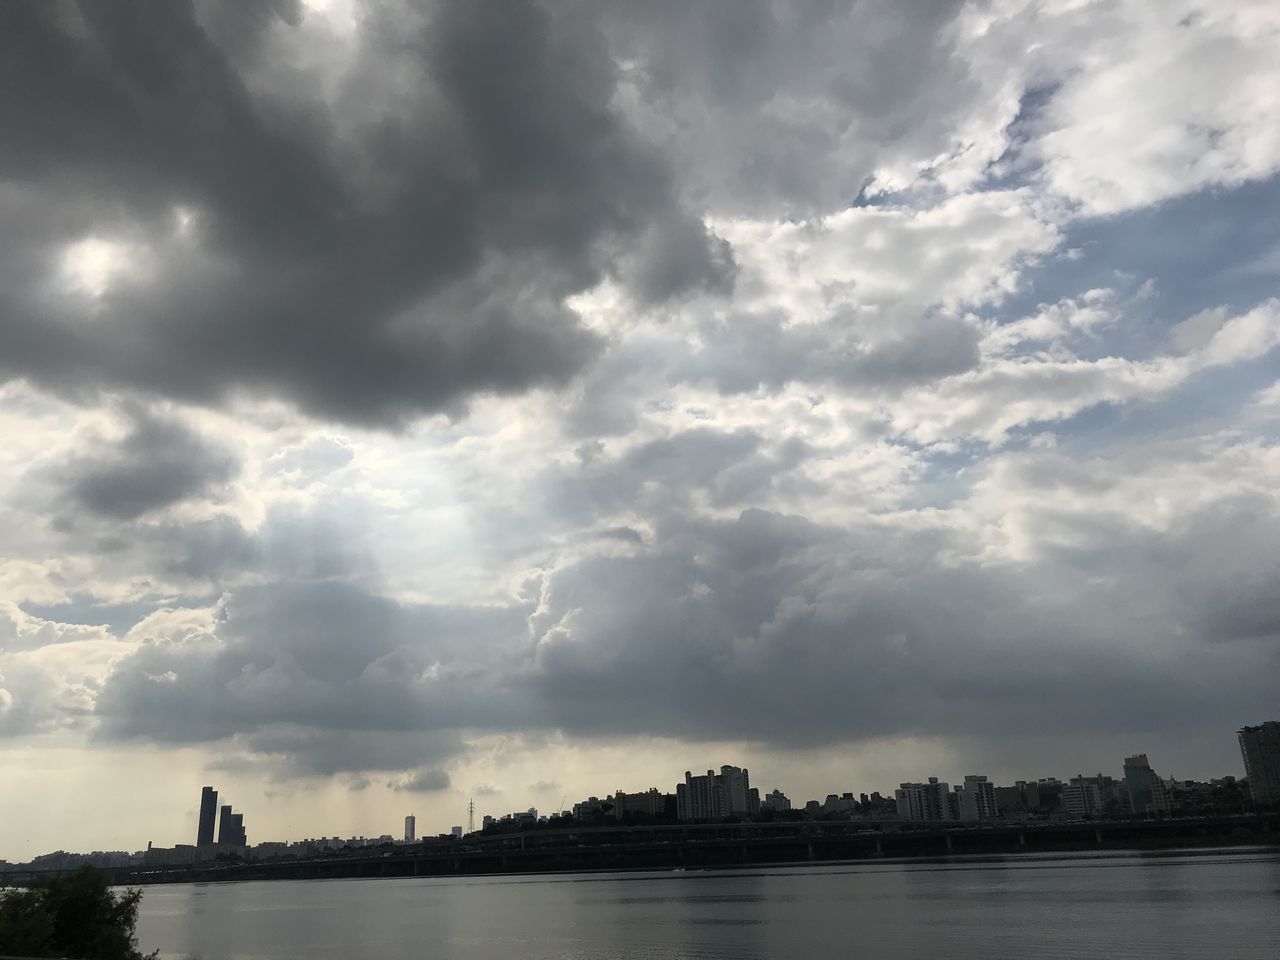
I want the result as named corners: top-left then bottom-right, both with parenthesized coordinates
top-left (197, 786), bottom-right (218, 846)
top-left (954, 775), bottom-right (998, 820)
top-left (761, 789), bottom-right (791, 812)
top-left (895, 778), bottom-right (958, 821)
top-left (1123, 754), bottom-right (1171, 815)
top-left (404, 815), bottom-right (416, 843)
top-left (612, 787), bottom-right (674, 820)
top-left (1238, 721), bottom-right (1280, 807)
top-left (675, 766), bottom-right (758, 820)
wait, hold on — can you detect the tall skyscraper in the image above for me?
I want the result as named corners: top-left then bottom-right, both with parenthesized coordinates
top-left (197, 786), bottom-right (218, 846)
top-left (1238, 721), bottom-right (1280, 807)
top-left (217, 804), bottom-right (234, 844)
top-left (405, 815), bottom-right (416, 842)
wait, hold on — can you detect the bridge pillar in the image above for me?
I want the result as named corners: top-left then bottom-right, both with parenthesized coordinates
top-left (945, 834), bottom-right (953, 851)
top-left (875, 840), bottom-right (883, 856)
top-left (1095, 828), bottom-right (1103, 845)
top-left (1018, 833), bottom-right (1026, 847)
top-left (806, 841), bottom-right (814, 860)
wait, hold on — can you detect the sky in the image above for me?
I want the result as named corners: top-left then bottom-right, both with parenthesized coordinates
top-left (1, 0), bottom-right (1279, 861)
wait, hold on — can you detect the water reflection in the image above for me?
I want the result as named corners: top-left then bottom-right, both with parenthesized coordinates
top-left (133, 851), bottom-right (1280, 960)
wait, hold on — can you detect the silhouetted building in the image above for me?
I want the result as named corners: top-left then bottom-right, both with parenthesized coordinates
top-left (676, 766), bottom-right (758, 820)
top-left (1238, 721), bottom-right (1280, 807)
top-left (612, 787), bottom-right (675, 820)
top-left (404, 815), bottom-right (416, 843)
top-left (761, 789), bottom-right (791, 812)
top-left (1123, 754), bottom-right (1171, 815)
top-left (197, 787), bottom-right (218, 846)
top-left (217, 805), bottom-right (234, 844)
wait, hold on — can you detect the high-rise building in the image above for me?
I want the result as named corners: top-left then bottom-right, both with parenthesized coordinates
top-left (761, 789), bottom-right (791, 812)
top-left (1123, 754), bottom-right (1171, 815)
top-left (895, 778), bottom-right (957, 821)
top-left (404, 815), bottom-right (416, 843)
top-left (217, 805), bottom-right (234, 844)
top-left (229, 812), bottom-right (246, 846)
top-left (675, 766), bottom-right (757, 821)
top-left (954, 775), bottom-right (998, 820)
top-left (197, 787), bottom-right (218, 846)
top-left (1238, 721), bottom-right (1280, 807)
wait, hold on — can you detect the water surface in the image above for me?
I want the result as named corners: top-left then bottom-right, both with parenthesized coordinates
top-left (134, 848), bottom-right (1280, 959)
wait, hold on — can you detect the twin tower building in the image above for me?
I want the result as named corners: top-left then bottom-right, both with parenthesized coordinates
top-left (197, 785), bottom-right (248, 847)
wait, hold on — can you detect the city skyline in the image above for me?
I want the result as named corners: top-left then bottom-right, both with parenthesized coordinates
top-left (7, 722), bottom-right (1272, 864)
top-left (3, 0), bottom-right (1280, 865)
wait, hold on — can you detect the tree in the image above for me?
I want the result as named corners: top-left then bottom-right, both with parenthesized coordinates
top-left (0, 866), bottom-right (157, 960)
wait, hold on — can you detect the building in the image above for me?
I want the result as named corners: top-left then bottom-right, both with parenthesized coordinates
top-left (451, 826), bottom-right (463, 839)
top-left (820, 793), bottom-right (858, 816)
top-left (895, 778), bottom-right (957, 822)
top-left (217, 805), bottom-right (234, 844)
top-left (612, 788), bottom-right (674, 820)
top-left (1123, 754), bottom-right (1171, 815)
top-left (1063, 775), bottom-right (1102, 818)
top-left (572, 796), bottom-right (609, 820)
top-left (197, 786), bottom-right (218, 846)
top-left (1239, 721), bottom-right (1280, 807)
top-left (954, 775), bottom-right (997, 820)
top-left (761, 789), bottom-right (791, 812)
top-left (404, 815), bottom-right (416, 843)
top-left (675, 766), bottom-right (758, 821)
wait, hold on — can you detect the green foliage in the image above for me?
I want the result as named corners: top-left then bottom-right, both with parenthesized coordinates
top-left (0, 866), bottom-right (156, 959)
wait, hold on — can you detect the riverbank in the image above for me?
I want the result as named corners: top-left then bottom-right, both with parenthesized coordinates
top-left (10, 812), bottom-right (1269, 888)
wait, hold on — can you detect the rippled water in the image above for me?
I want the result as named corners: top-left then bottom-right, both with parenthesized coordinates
top-left (134, 849), bottom-right (1280, 960)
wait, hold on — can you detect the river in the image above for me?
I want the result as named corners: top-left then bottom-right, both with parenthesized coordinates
top-left (134, 848), bottom-right (1280, 959)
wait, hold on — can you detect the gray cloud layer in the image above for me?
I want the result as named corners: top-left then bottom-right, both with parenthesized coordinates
top-left (0, 0), bottom-right (730, 423)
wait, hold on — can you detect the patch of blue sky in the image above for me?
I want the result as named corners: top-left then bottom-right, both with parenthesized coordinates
top-left (999, 173), bottom-right (1280, 334)
top-left (21, 593), bottom-right (217, 639)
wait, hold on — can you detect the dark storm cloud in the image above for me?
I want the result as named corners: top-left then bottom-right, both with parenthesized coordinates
top-left (56, 408), bottom-right (238, 520)
top-left (87, 455), bottom-right (1280, 777)
top-left (93, 580), bottom-right (535, 771)
top-left (0, 0), bottom-right (731, 424)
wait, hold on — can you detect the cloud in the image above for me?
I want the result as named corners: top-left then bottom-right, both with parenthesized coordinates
top-left (0, 0), bottom-right (730, 425)
top-left (78, 423), bottom-right (1280, 778)
top-left (388, 768), bottom-right (451, 793)
top-left (3, 0), bottom-right (1280, 860)
top-left (50, 407), bottom-right (238, 520)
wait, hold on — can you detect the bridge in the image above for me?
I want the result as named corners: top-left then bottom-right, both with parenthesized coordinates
top-left (3, 813), bottom-right (1275, 887)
